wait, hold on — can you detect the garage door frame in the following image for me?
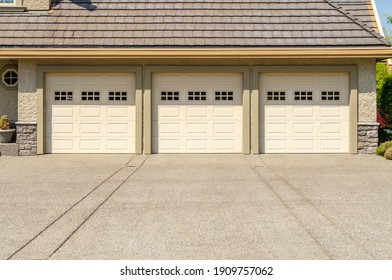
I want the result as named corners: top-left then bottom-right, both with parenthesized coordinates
top-left (251, 65), bottom-right (358, 154)
top-left (144, 66), bottom-right (251, 154)
top-left (37, 66), bottom-right (143, 155)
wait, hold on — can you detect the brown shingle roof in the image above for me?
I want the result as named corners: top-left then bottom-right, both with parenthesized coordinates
top-left (0, 0), bottom-right (390, 48)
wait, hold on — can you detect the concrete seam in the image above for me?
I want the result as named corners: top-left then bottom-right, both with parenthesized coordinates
top-left (7, 154), bottom-right (136, 260)
top-left (257, 156), bottom-right (376, 260)
top-left (244, 156), bottom-right (334, 259)
top-left (47, 155), bottom-right (149, 259)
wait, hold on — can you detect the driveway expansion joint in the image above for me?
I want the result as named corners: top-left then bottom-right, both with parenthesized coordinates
top-left (8, 155), bottom-right (148, 260)
top-left (246, 156), bottom-right (375, 260)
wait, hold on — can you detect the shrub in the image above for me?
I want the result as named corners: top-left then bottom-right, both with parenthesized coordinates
top-left (384, 147), bottom-right (392, 160)
top-left (379, 76), bottom-right (392, 128)
top-left (376, 64), bottom-right (389, 107)
top-left (376, 141), bottom-right (392, 156)
top-left (0, 114), bottom-right (10, 130)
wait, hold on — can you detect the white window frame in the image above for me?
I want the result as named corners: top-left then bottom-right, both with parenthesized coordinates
top-left (0, 0), bottom-right (17, 5)
top-left (1, 68), bottom-right (18, 88)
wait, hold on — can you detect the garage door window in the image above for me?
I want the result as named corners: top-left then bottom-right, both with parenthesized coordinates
top-left (81, 91), bottom-right (100, 101)
top-left (321, 91), bottom-right (340, 101)
top-left (294, 91), bottom-right (313, 101)
top-left (188, 91), bottom-right (207, 101)
top-left (215, 91), bottom-right (234, 101)
top-left (54, 91), bottom-right (73, 101)
top-left (109, 91), bottom-right (127, 101)
top-left (161, 91), bottom-right (179, 101)
top-left (267, 91), bottom-right (285, 101)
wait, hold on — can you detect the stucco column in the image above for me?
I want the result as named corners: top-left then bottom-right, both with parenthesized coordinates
top-left (357, 59), bottom-right (379, 154)
top-left (16, 59), bottom-right (38, 156)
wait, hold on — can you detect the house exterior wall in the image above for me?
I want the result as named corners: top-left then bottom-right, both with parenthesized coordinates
top-left (0, 60), bottom-right (18, 123)
top-left (23, 0), bottom-right (50, 11)
top-left (16, 57), bottom-right (378, 155)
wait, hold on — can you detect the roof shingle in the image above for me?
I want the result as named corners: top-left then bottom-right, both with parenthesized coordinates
top-left (0, 0), bottom-right (390, 48)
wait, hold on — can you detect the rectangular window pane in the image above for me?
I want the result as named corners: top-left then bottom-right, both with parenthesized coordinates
top-left (215, 91), bottom-right (234, 101)
top-left (0, 0), bottom-right (15, 4)
top-left (54, 91), bottom-right (73, 101)
top-left (321, 91), bottom-right (340, 101)
top-left (188, 91), bottom-right (207, 101)
top-left (109, 91), bottom-right (127, 101)
top-left (267, 91), bottom-right (285, 101)
top-left (161, 91), bottom-right (179, 101)
top-left (294, 91), bottom-right (312, 101)
top-left (81, 91), bottom-right (100, 101)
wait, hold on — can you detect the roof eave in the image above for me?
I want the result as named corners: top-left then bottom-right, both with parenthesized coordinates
top-left (0, 48), bottom-right (392, 59)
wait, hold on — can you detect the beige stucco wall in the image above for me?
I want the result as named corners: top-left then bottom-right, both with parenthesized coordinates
top-left (357, 59), bottom-right (377, 123)
top-left (0, 61), bottom-right (17, 122)
top-left (18, 60), bottom-right (37, 122)
top-left (23, 0), bottom-right (50, 11)
top-left (17, 57), bottom-right (377, 123)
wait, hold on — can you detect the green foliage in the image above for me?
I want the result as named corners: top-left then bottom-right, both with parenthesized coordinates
top-left (384, 147), bottom-right (392, 160)
top-left (376, 141), bottom-right (392, 156)
top-left (376, 64), bottom-right (389, 106)
top-left (0, 114), bottom-right (10, 130)
top-left (379, 76), bottom-right (392, 127)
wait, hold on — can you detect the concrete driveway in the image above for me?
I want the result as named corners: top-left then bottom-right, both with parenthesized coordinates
top-left (0, 154), bottom-right (391, 260)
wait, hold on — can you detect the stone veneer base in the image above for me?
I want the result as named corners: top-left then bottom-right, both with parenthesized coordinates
top-left (16, 122), bottom-right (37, 156)
top-left (358, 123), bottom-right (379, 154)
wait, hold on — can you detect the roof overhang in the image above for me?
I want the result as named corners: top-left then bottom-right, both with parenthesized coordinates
top-left (0, 48), bottom-right (392, 60)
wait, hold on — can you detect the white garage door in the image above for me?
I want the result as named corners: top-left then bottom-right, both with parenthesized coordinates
top-left (152, 73), bottom-right (243, 153)
top-left (260, 73), bottom-right (349, 153)
top-left (46, 73), bottom-right (136, 153)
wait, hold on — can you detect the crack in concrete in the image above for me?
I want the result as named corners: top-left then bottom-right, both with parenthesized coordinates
top-left (257, 156), bottom-right (376, 259)
top-left (47, 155), bottom-right (149, 259)
top-left (246, 155), bottom-right (375, 260)
top-left (7, 155), bottom-right (140, 260)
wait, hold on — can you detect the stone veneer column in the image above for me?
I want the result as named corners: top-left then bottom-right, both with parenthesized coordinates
top-left (357, 123), bottom-right (379, 154)
top-left (16, 122), bottom-right (37, 156)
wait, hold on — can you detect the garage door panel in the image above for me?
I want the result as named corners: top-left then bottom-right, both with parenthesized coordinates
top-left (292, 75), bottom-right (314, 85)
top-left (213, 107), bottom-right (236, 118)
top-left (159, 139), bottom-right (181, 151)
top-left (107, 139), bottom-right (129, 151)
top-left (213, 123), bottom-right (235, 134)
top-left (153, 73), bottom-right (243, 153)
top-left (266, 123), bottom-right (287, 134)
top-left (46, 73), bottom-right (136, 154)
top-left (159, 107), bottom-right (181, 118)
top-left (186, 123), bottom-right (208, 134)
top-left (186, 139), bottom-right (208, 151)
top-left (293, 123), bottom-right (314, 134)
top-left (265, 107), bottom-right (288, 118)
top-left (261, 72), bottom-right (349, 154)
top-left (320, 123), bottom-right (342, 134)
top-left (52, 139), bottom-right (74, 151)
top-left (186, 107), bottom-right (208, 118)
top-left (213, 139), bottom-right (236, 151)
top-left (80, 139), bottom-right (101, 151)
top-left (320, 74), bottom-right (344, 86)
top-left (320, 107), bottom-right (344, 117)
top-left (52, 123), bottom-right (74, 134)
top-left (266, 139), bottom-right (288, 152)
top-left (52, 107), bottom-right (74, 118)
top-left (107, 107), bottom-right (130, 117)
top-left (107, 123), bottom-right (130, 134)
top-left (293, 107), bottom-right (314, 118)
top-left (293, 139), bottom-right (315, 150)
